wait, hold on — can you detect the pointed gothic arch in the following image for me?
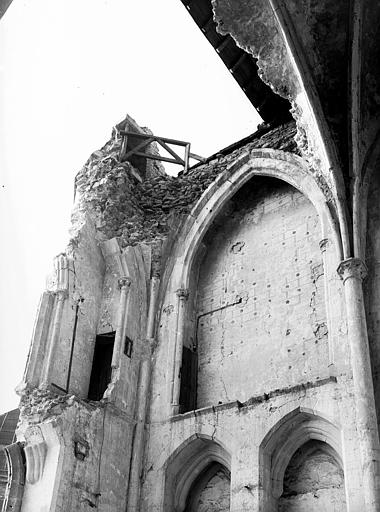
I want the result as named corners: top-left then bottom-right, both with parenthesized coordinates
top-left (159, 149), bottom-right (342, 417)
top-left (258, 407), bottom-right (345, 510)
top-left (166, 149), bottom-right (341, 295)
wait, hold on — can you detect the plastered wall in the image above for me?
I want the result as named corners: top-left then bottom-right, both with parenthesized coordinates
top-left (195, 177), bottom-right (327, 407)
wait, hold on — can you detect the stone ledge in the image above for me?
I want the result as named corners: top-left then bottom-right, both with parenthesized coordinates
top-left (170, 376), bottom-right (338, 423)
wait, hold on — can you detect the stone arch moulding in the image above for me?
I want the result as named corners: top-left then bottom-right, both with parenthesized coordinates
top-left (2, 442), bottom-right (25, 512)
top-left (258, 406), bottom-right (344, 510)
top-left (163, 434), bottom-right (231, 512)
top-left (165, 148), bottom-right (342, 297)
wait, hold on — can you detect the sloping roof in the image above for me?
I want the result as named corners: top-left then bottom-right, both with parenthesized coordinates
top-left (180, 0), bottom-right (292, 125)
top-left (0, 0), bottom-right (13, 20)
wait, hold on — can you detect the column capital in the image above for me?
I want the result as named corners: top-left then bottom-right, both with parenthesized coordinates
top-left (319, 238), bottom-right (330, 252)
top-left (176, 288), bottom-right (189, 300)
top-left (55, 289), bottom-right (69, 301)
top-left (337, 258), bottom-right (367, 283)
top-left (118, 276), bottom-right (132, 289)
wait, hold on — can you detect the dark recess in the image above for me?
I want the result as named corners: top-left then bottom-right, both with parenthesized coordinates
top-left (88, 332), bottom-right (115, 401)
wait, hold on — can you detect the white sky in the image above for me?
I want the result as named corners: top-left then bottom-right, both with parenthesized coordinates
top-left (0, 0), bottom-right (261, 413)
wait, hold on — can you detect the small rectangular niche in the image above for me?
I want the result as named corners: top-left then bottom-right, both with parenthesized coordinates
top-left (87, 332), bottom-right (115, 401)
top-left (124, 335), bottom-right (133, 358)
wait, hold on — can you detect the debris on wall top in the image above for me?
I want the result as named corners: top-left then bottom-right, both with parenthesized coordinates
top-left (74, 116), bottom-right (298, 248)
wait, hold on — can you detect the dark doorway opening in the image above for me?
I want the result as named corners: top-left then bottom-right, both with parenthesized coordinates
top-left (87, 332), bottom-right (115, 401)
top-left (179, 346), bottom-right (198, 413)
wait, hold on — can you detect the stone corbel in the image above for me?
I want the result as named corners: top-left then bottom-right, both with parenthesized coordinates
top-left (319, 238), bottom-right (330, 253)
top-left (24, 426), bottom-right (47, 485)
top-left (47, 253), bottom-right (70, 294)
top-left (56, 253), bottom-right (70, 292)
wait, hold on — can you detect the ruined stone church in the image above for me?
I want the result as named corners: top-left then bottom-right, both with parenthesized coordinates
top-left (1, 0), bottom-right (380, 511)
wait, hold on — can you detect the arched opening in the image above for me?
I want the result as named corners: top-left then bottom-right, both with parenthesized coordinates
top-left (179, 175), bottom-right (328, 412)
top-left (278, 440), bottom-right (346, 511)
top-left (259, 407), bottom-right (346, 511)
top-left (164, 435), bottom-right (231, 512)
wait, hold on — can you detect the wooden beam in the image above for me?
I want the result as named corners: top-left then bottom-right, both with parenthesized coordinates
top-left (120, 131), bottom-right (189, 147)
top-left (132, 152), bottom-right (184, 165)
top-left (120, 133), bottom-right (128, 160)
top-left (200, 15), bottom-right (214, 34)
top-left (189, 152), bottom-right (205, 162)
top-left (215, 36), bottom-right (230, 54)
top-left (229, 52), bottom-right (247, 73)
top-left (184, 144), bottom-right (190, 174)
top-left (119, 129), bottom-right (205, 172)
top-left (157, 139), bottom-right (185, 165)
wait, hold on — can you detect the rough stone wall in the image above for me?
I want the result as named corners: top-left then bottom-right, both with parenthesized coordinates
top-left (279, 440), bottom-right (346, 511)
top-left (74, 121), bottom-right (298, 248)
top-left (195, 177), bottom-right (327, 408)
top-left (17, 392), bottom-right (134, 512)
top-left (195, 470), bottom-right (230, 511)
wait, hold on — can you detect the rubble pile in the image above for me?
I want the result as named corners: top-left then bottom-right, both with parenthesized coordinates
top-left (75, 121), bottom-right (298, 247)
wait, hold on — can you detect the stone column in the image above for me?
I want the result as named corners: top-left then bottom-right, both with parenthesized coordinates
top-left (127, 273), bottom-right (160, 511)
top-left (41, 291), bottom-right (67, 387)
top-left (41, 254), bottom-right (69, 388)
top-left (319, 238), bottom-right (335, 369)
top-left (337, 257), bottom-right (380, 510)
top-left (171, 288), bottom-right (189, 415)
top-left (111, 277), bottom-right (132, 371)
